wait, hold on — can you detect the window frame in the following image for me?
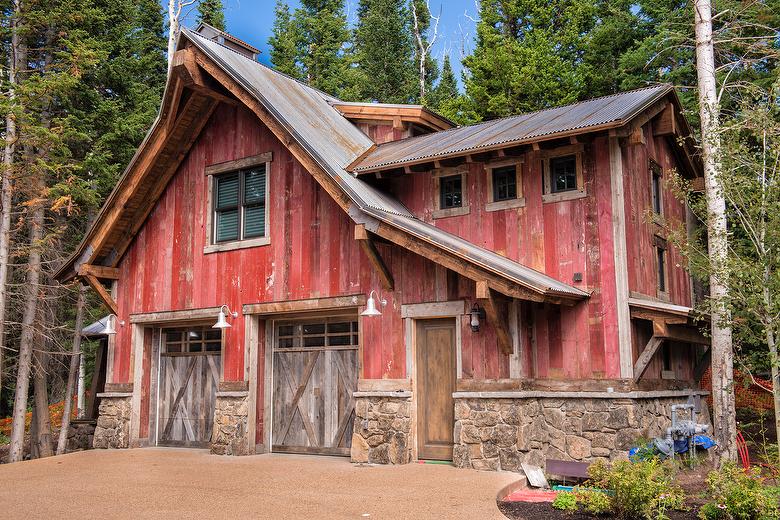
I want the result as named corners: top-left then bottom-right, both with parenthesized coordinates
top-left (541, 145), bottom-right (586, 203)
top-left (650, 159), bottom-right (663, 218)
top-left (654, 235), bottom-right (669, 300)
top-left (485, 158), bottom-right (526, 212)
top-left (204, 153), bottom-right (272, 254)
top-left (432, 167), bottom-right (470, 219)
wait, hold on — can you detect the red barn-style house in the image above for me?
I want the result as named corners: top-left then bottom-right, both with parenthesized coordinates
top-left (56, 26), bottom-right (710, 470)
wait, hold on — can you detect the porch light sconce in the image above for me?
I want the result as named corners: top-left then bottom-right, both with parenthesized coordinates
top-left (361, 290), bottom-right (386, 317)
top-left (212, 304), bottom-right (238, 329)
top-left (102, 314), bottom-right (125, 336)
top-left (469, 303), bottom-right (486, 332)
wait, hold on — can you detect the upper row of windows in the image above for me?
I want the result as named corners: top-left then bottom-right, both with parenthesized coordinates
top-left (438, 152), bottom-right (582, 215)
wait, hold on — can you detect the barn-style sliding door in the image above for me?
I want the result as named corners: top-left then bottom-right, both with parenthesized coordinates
top-left (272, 316), bottom-right (358, 456)
top-left (157, 326), bottom-right (222, 447)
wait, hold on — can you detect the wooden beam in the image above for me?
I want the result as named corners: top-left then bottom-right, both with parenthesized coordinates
top-left (243, 294), bottom-right (367, 315)
top-left (83, 274), bottom-right (119, 315)
top-left (653, 103), bottom-right (677, 136)
top-left (628, 126), bottom-right (646, 146)
top-left (633, 336), bottom-right (664, 383)
top-left (476, 282), bottom-right (513, 355)
top-left (78, 264), bottom-right (120, 280)
top-left (653, 320), bottom-right (709, 345)
top-left (355, 224), bottom-right (394, 291)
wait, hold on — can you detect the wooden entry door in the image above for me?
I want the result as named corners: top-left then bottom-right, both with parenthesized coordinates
top-left (158, 327), bottom-right (222, 447)
top-left (272, 317), bottom-right (358, 456)
top-left (416, 319), bottom-right (457, 460)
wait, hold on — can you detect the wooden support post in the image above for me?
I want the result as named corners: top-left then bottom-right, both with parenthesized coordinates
top-left (476, 281), bottom-right (513, 355)
top-left (653, 320), bottom-right (709, 345)
top-left (83, 274), bottom-right (119, 315)
top-left (355, 224), bottom-right (394, 291)
top-left (633, 336), bottom-right (664, 383)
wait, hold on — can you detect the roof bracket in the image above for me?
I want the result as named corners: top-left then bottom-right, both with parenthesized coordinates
top-left (82, 274), bottom-right (119, 316)
top-left (476, 281), bottom-right (513, 355)
top-left (355, 224), bottom-right (394, 291)
top-left (633, 335), bottom-right (664, 383)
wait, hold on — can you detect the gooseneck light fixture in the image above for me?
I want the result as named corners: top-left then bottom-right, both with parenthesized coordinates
top-left (213, 304), bottom-right (239, 329)
top-left (361, 290), bottom-right (387, 317)
top-left (102, 314), bottom-right (125, 336)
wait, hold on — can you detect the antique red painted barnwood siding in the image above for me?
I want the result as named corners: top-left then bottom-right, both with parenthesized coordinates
top-left (383, 139), bottom-right (620, 379)
top-left (111, 103), bottom-right (508, 399)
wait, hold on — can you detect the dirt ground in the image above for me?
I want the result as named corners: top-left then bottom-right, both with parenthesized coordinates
top-left (0, 447), bottom-right (520, 519)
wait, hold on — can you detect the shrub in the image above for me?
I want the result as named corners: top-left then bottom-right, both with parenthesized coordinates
top-left (552, 491), bottom-right (578, 513)
top-left (577, 458), bottom-right (687, 520)
top-left (699, 463), bottom-right (779, 520)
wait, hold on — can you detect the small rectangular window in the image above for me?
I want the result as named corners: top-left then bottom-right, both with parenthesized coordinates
top-left (492, 166), bottom-right (517, 202)
top-left (549, 155), bottom-right (578, 193)
top-left (163, 326), bottom-right (222, 354)
top-left (213, 165), bottom-right (267, 243)
top-left (657, 246), bottom-right (667, 293)
top-left (651, 161), bottom-right (663, 215)
top-left (439, 174), bottom-right (463, 209)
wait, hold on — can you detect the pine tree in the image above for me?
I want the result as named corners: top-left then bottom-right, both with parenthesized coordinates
top-left (269, 1), bottom-right (303, 80)
top-left (295, 0), bottom-right (353, 97)
top-left (353, 0), bottom-right (418, 103)
top-left (428, 54), bottom-right (457, 111)
top-left (196, 0), bottom-right (226, 31)
top-left (463, 0), bottom-right (598, 118)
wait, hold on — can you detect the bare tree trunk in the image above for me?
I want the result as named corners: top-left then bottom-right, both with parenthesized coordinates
top-left (30, 349), bottom-right (52, 458)
top-left (694, 0), bottom-right (737, 462)
top-left (0, 0), bottom-right (21, 424)
top-left (56, 283), bottom-right (86, 454)
top-left (8, 202), bottom-right (44, 462)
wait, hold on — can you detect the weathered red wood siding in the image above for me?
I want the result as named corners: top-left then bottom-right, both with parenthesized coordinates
top-left (111, 104), bottom-right (509, 424)
top-left (384, 140), bottom-right (619, 379)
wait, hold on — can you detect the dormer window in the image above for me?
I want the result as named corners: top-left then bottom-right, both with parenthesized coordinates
top-left (204, 152), bottom-right (272, 254)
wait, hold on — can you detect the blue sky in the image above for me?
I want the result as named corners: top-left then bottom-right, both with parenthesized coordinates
top-left (175, 0), bottom-right (479, 88)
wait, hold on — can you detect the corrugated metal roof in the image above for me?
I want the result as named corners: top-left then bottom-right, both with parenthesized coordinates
top-left (352, 84), bottom-right (674, 173)
top-left (185, 29), bottom-right (587, 300)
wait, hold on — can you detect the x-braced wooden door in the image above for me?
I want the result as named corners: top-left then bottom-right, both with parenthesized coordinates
top-left (272, 317), bottom-right (358, 456)
top-left (158, 327), bottom-right (222, 447)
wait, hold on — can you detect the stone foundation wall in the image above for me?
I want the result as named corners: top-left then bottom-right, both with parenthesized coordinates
top-left (67, 420), bottom-right (96, 452)
top-left (93, 394), bottom-right (132, 449)
top-left (453, 393), bottom-right (711, 472)
top-left (210, 392), bottom-right (249, 456)
top-left (351, 394), bottom-right (412, 465)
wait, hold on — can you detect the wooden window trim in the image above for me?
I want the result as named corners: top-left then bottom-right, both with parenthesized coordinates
top-left (485, 159), bottom-right (526, 212)
top-left (650, 159), bottom-right (664, 224)
top-left (541, 146), bottom-right (586, 203)
top-left (205, 154), bottom-right (272, 254)
top-left (654, 235), bottom-right (669, 301)
top-left (432, 167), bottom-right (469, 219)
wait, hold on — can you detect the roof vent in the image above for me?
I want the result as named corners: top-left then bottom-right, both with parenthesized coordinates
top-left (195, 23), bottom-right (260, 61)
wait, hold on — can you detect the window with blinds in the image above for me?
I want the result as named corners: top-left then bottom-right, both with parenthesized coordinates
top-left (213, 165), bottom-right (267, 243)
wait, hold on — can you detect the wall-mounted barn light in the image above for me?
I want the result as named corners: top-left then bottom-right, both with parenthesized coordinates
top-left (469, 303), bottom-right (486, 332)
top-left (102, 314), bottom-right (125, 336)
top-left (361, 290), bottom-right (387, 317)
top-left (213, 305), bottom-right (239, 329)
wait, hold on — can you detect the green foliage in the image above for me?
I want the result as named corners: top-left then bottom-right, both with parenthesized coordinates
top-left (196, 0), bottom-right (226, 31)
top-left (269, 1), bottom-right (303, 80)
top-left (428, 55), bottom-right (457, 112)
top-left (579, 459), bottom-right (687, 520)
top-left (268, 0), bottom-right (354, 98)
top-left (552, 491), bottom-right (578, 513)
top-left (699, 464), bottom-right (780, 520)
top-left (577, 487), bottom-right (612, 516)
top-left (353, 0), bottom-right (418, 103)
top-left (0, 432), bottom-right (8, 445)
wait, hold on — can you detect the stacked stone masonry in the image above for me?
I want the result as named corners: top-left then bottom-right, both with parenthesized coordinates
top-left (211, 393), bottom-right (249, 455)
top-left (93, 396), bottom-right (131, 449)
top-left (453, 396), bottom-right (711, 472)
top-left (67, 420), bottom-right (97, 452)
top-left (351, 396), bottom-right (413, 465)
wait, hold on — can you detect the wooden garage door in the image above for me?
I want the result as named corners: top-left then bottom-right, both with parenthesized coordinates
top-left (158, 327), bottom-right (221, 447)
top-left (272, 317), bottom-right (358, 456)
